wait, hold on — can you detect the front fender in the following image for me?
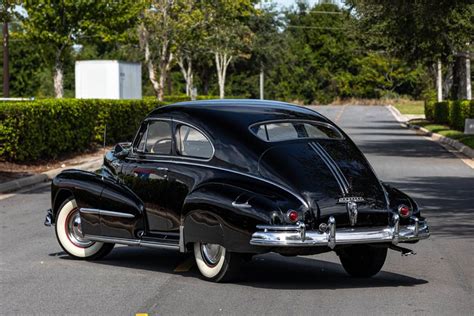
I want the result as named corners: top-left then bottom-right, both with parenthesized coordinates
top-left (52, 169), bottom-right (145, 239)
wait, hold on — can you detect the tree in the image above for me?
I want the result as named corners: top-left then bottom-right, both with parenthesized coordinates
top-left (204, 0), bottom-right (255, 98)
top-left (1, 0), bottom-right (20, 97)
top-left (139, 0), bottom-right (183, 101)
top-left (174, 1), bottom-right (206, 97)
top-left (22, 1), bottom-right (143, 98)
top-left (346, 0), bottom-right (474, 99)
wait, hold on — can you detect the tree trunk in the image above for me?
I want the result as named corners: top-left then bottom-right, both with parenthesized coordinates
top-left (53, 60), bottom-right (64, 98)
top-left (3, 17), bottom-right (9, 97)
top-left (178, 55), bottom-right (194, 96)
top-left (215, 52), bottom-right (232, 99)
top-left (138, 24), bottom-right (160, 98)
top-left (437, 59), bottom-right (442, 102)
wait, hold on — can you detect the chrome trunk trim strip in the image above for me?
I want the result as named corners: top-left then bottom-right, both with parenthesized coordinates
top-left (309, 142), bottom-right (350, 195)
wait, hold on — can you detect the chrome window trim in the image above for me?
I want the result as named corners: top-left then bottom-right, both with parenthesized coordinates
top-left (79, 208), bottom-right (135, 219)
top-left (130, 117), bottom-right (215, 163)
top-left (248, 119), bottom-right (344, 142)
top-left (125, 157), bottom-right (309, 208)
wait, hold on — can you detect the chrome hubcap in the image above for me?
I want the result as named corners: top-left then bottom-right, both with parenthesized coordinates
top-left (67, 210), bottom-right (93, 248)
top-left (201, 243), bottom-right (223, 266)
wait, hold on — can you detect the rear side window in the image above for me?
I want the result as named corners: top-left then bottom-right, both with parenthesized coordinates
top-left (176, 125), bottom-right (213, 159)
top-left (251, 121), bottom-right (343, 142)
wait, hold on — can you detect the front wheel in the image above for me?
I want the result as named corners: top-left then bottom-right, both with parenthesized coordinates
top-left (338, 245), bottom-right (387, 278)
top-left (193, 242), bottom-right (242, 282)
top-left (55, 199), bottom-right (114, 260)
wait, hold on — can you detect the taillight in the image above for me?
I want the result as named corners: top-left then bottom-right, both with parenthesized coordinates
top-left (287, 210), bottom-right (299, 223)
top-left (398, 204), bottom-right (411, 218)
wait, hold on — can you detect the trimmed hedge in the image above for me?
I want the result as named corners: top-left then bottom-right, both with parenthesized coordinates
top-left (0, 99), bottom-right (166, 162)
top-left (424, 99), bottom-right (435, 121)
top-left (426, 99), bottom-right (474, 131)
top-left (433, 101), bottom-right (450, 124)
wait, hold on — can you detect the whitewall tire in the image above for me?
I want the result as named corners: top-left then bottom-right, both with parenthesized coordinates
top-left (193, 242), bottom-right (241, 282)
top-left (55, 199), bottom-right (114, 259)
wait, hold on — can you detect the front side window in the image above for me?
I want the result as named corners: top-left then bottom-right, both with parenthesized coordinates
top-left (136, 120), bottom-right (172, 154)
top-left (251, 121), bottom-right (343, 142)
top-left (176, 125), bottom-right (213, 159)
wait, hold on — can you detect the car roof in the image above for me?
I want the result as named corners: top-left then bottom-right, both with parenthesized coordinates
top-left (148, 99), bottom-right (328, 125)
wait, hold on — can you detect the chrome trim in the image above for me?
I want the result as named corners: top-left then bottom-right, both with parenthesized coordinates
top-left (179, 225), bottom-right (185, 253)
top-left (392, 213), bottom-right (400, 244)
top-left (309, 142), bottom-right (350, 195)
top-left (130, 117), bottom-right (216, 163)
top-left (79, 208), bottom-right (135, 219)
top-left (44, 209), bottom-right (53, 227)
top-left (250, 216), bottom-right (429, 247)
top-left (85, 235), bottom-right (180, 250)
top-left (346, 201), bottom-right (358, 226)
top-left (248, 119), bottom-right (345, 142)
top-left (232, 201), bottom-right (252, 208)
top-left (124, 158), bottom-right (309, 209)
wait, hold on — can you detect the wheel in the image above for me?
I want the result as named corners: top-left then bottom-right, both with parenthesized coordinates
top-left (338, 245), bottom-right (387, 278)
top-left (55, 199), bottom-right (114, 260)
top-left (193, 242), bottom-right (242, 282)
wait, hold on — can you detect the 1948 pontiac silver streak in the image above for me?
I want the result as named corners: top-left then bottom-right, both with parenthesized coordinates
top-left (45, 99), bottom-right (429, 282)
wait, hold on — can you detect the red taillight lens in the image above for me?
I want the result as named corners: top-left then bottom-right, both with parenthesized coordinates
top-left (398, 205), bottom-right (410, 218)
top-left (287, 210), bottom-right (299, 222)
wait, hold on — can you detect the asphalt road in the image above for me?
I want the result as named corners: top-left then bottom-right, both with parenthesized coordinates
top-left (1, 105), bottom-right (473, 315)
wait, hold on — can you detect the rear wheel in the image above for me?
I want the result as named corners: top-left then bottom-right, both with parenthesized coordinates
top-left (338, 245), bottom-right (387, 278)
top-left (193, 242), bottom-right (242, 282)
top-left (55, 199), bottom-right (114, 260)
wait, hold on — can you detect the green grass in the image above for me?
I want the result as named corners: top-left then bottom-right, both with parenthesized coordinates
top-left (410, 119), bottom-right (474, 149)
top-left (394, 101), bottom-right (425, 115)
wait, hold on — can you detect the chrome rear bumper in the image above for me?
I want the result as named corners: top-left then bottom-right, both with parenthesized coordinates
top-left (250, 214), bottom-right (429, 248)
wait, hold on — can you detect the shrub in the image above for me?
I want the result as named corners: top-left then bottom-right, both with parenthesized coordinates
top-left (0, 99), bottom-right (166, 162)
top-left (448, 100), bottom-right (472, 131)
top-left (424, 99), bottom-right (435, 121)
top-left (433, 101), bottom-right (450, 124)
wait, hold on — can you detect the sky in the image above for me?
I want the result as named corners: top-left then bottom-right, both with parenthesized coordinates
top-left (267, 0), bottom-right (343, 9)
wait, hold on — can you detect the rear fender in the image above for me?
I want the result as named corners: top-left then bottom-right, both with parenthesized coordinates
top-left (182, 182), bottom-right (303, 253)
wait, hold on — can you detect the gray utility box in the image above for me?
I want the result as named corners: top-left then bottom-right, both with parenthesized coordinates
top-left (464, 119), bottom-right (474, 135)
top-left (75, 60), bottom-right (142, 99)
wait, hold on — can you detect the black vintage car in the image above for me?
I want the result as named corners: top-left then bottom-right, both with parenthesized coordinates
top-left (45, 99), bottom-right (429, 282)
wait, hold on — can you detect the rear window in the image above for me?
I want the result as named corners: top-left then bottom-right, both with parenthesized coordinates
top-left (250, 121), bottom-right (343, 142)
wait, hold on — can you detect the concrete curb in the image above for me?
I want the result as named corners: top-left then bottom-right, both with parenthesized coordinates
top-left (386, 105), bottom-right (474, 159)
top-left (0, 157), bottom-right (103, 194)
top-left (406, 123), bottom-right (474, 159)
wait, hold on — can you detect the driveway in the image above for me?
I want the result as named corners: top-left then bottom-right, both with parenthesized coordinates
top-left (1, 105), bottom-right (472, 315)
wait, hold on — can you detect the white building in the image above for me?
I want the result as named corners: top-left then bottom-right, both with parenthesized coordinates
top-left (75, 60), bottom-right (142, 99)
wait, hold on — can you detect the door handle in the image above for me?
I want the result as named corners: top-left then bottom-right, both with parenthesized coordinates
top-left (156, 167), bottom-right (168, 172)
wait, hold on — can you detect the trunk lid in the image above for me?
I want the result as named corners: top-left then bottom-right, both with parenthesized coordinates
top-left (258, 139), bottom-right (389, 227)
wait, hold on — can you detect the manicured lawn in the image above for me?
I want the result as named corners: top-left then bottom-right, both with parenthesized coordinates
top-left (411, 119), bottom-right (474, 149)
top-left (394, 101), bottom-right (425, 115)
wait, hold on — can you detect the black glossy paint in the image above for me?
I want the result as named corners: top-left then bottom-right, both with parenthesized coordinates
top-left (50, 99), bottom-right (420, 255)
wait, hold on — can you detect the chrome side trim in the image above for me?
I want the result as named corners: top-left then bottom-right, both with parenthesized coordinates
top-left (79, 208), bottom-right (135, 219)
top-left (250, 216), bottom-right (429, 247)
top-left (124, 158), bottom-right (309, 208)
top-left (85, 235), bottom-right (180, 250)
top-left (179, 225), bottom-right (185, 253)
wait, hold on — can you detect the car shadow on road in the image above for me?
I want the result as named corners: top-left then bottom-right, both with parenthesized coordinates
top-left (53, 247), bottom-right (427, 290)
top-left (236, 253), bottom-right (427, 290)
